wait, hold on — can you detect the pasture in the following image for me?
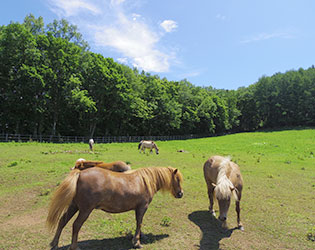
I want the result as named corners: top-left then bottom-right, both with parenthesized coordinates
top-left (0, 129), bottom-right (314, 249)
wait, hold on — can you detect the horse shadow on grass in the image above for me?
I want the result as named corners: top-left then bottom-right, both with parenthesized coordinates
top-left (188, 210), bottom-right (239, 250)
top-left (57, 233), bottom-right (168, 250)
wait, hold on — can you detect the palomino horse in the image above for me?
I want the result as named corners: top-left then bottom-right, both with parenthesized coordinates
top-left (203, 155), bottom-right (244, 230)
top-left (47, 166), bottom-right (183, 249)
top-left (138, 140), bottom-right (159, 154)
top-left (71, 158), bottom-right (131, 172)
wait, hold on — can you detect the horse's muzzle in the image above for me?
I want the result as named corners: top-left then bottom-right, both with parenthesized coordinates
top-left (219, 216), bottom-right (227, 221)
top-left (176, 191), bottom-right (183, 198)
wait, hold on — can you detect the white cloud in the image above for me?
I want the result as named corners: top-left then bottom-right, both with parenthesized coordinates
top-left (241, 31), bottom-right (295, 44)
top-left (117, 57), bottom-right (128, 64)
top-left (94, 13), bottom-right (171, 72)
top-left (132, 13), bottom-right (141, 21)
top-left (49, 0), bottom-right (101, 17)
top-left (216, 14), bottom-right (226, 21)
top-left (49, 0), bottom-right (176, 72)
top-left (160, 20), bottom-right (178, 33)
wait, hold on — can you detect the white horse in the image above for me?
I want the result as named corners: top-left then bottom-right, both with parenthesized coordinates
top-left (89, 139), bottom-right (94, 151)
top-left (138, 140), bottom-right (159, 154)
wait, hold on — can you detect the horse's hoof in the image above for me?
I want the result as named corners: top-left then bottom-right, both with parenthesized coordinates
top-left (134, 243), bottom-right (143, 249)
top-left (239, 225), bottom-right (244, 231)
top-left (209, 209), bottom-right (216, 217)
top-left (50, 242), bottom-right (58, 250)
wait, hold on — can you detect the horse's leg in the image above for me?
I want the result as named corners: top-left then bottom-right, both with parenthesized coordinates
top-left (50, 202), bottom-right (78, 250)
top-left (132, 205), bottom-right (148, 248)
top-left (236, 200), bottom-right (244, 231)
top-left (69, 208), bottom-right (93, 250)
top-left (207, 183), bottom-right (216, 217)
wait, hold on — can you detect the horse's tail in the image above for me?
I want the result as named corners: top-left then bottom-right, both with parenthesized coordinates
top-left (46, 169), bottom-right (80, 232)
top-left (138, 142), bottom-right (142, 150)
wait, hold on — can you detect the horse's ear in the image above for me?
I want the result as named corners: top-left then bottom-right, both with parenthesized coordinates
top-left (173, 169), bottom-right (178, 175)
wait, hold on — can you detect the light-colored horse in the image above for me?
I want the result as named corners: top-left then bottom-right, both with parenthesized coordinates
top-left (71, 158), bottom-right (131, 172)
top-left (203, 155), bottom-right (244, 230)
top-left (88, 139), bottom-right (94, 151)
top-left (138, 140), bottom-right (159, 154)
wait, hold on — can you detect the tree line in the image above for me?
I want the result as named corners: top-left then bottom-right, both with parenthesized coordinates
top-left (0, 15), bottom-right (314, 137)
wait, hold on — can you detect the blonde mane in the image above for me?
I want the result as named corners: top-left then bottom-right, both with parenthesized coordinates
top-left (215, 157), bottom-right (235, 200)
top-left (134, 167), bottom-right (183, 197)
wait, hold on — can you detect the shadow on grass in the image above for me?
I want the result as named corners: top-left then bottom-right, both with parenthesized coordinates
top-left (188, 210), bottom-right (239, 250)
top-left (57, 233), bottom-right (169, 250)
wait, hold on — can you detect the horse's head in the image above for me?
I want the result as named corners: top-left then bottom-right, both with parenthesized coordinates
top-left (71, 158), bottom-right (86, 170)
top-left (212, 183), bottom-right (236, 227)
top-left (153, 143), bottom-right (159, 154)
top-left (217, 195), bottom-right (231, 225)
top-left (171, 168), bottom-right (183, 198)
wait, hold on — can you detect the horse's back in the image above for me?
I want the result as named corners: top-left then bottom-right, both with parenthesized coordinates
top-left (203, 155), bottom-right (223, 183)
top-left (76, 167), bottom-right (148, 213)
top-left (204, 156), bottom-right (243, 187)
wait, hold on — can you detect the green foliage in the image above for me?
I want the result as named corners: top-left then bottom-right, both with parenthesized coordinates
top-left (160, 216), bottom-right (172, 227)
top-left (7, 161), bottom-right (18, 167)
top-left (0, 15), bottom-right (314, 137)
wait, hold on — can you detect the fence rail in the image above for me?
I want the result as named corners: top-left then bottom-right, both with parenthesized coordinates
top-left (0, 133), bottom-right (209, 144)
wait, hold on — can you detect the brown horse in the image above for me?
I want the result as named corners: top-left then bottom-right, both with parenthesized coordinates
top-left (72, 158), bottom-right (131, 172)
top-left (46, 166), bottom-right (183, 249)
top-left (203, 155), bottom-right (244, 230)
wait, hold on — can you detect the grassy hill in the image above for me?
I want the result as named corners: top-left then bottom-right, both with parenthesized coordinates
top-left (0, 129), bottom-right (314, 249)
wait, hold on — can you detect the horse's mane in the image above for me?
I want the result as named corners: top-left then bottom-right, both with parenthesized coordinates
top-left (215, 157), bottom-right (235, 200)
top-left (134, 167), bottom-right (182, 197)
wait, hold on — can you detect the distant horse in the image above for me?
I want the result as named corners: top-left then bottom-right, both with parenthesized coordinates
top-left (88, 139), bottom-right (94, 151)
top-left (47, 166), bottom-right (183, 249)
top-left (71, 158), bottom-right (131, 172)
top-left (138, 140), bottom-right (159, 154)
top-left (203, 155), bottom-right (244, 230)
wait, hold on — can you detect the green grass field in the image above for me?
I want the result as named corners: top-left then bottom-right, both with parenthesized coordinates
top-left (0, 129), bottom-right (314, 249)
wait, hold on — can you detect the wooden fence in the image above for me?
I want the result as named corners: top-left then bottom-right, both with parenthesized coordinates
top-left (0, 133), bottom-right (209, 144)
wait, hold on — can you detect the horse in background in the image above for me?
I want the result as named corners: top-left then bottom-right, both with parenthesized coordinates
top-left (46, 166), bottom-right (183, 249)
top-left (203, 155), bottom-right (244, 230)
top-left (89, 139), bottom-right (94, 151)
top-left (72, 158), bottom-right (131, 172)
top-left (138, 140), bottom-right (159, 154)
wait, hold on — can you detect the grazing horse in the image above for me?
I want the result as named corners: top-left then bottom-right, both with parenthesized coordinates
top-left (88, 139), bottom-right (94, 151)
top-left (203, 155), bottom-right (244, 230)
top-left (72, 158), bottom-right (131, 172)
top-left (138, 140), bottom-right (159, 154)
top-left (46, 166), bottom-right (183, 249)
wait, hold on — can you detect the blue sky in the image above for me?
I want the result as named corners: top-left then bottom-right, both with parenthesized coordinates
top-left (1, 0), bottom-right (315, 89)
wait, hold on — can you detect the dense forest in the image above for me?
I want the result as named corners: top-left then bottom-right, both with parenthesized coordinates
top-left (0, 15), bottom-right (314, 137)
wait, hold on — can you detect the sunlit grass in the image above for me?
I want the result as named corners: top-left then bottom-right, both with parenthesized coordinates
top-left (0, 128), bottom-right (314, 249)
